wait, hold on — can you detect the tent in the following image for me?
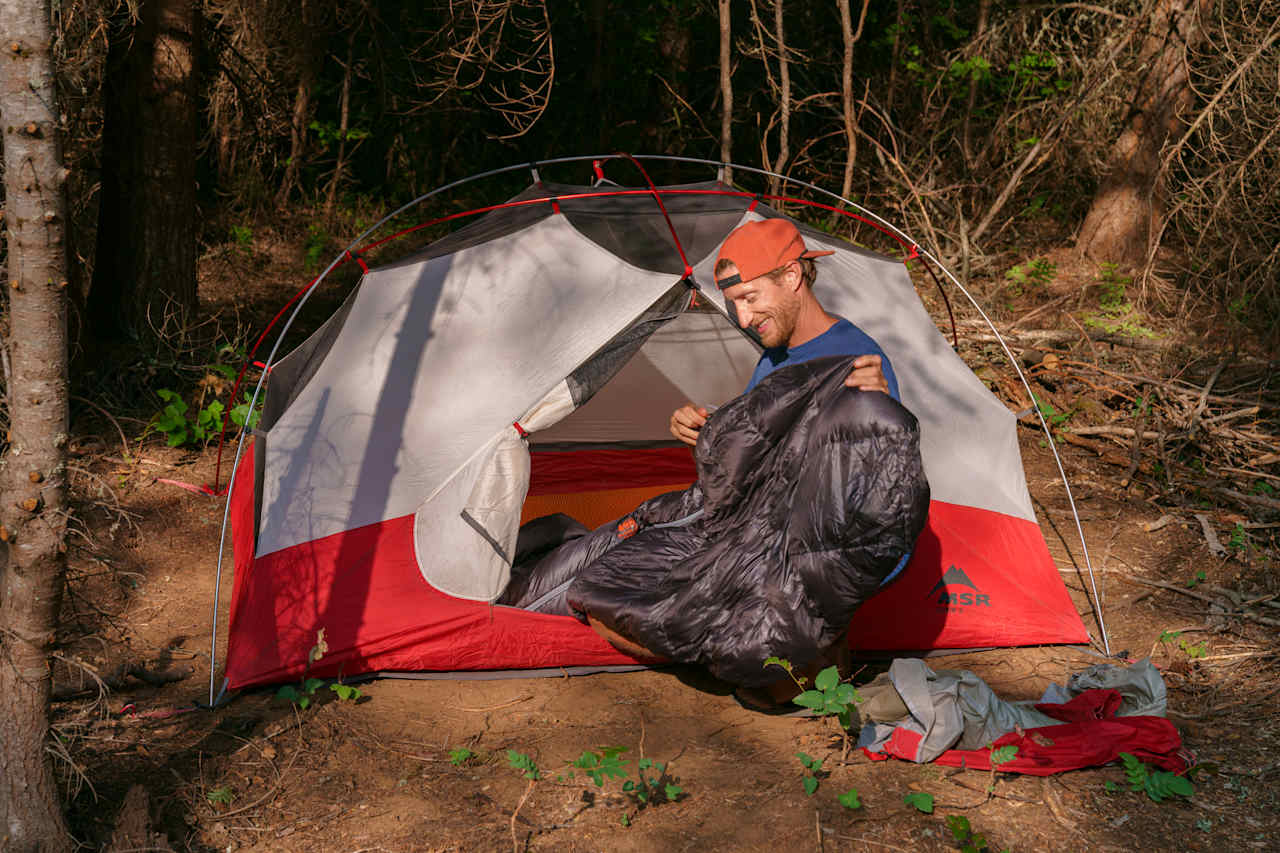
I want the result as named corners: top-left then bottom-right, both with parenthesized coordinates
top-left (220, 169), bottom-right (1090, 692)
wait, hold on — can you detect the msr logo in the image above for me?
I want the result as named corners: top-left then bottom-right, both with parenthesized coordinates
top-left (924, 565), bottom-right (991, 608)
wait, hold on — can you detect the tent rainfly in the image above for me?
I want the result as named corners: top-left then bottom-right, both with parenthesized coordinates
top-left (220, 174), bottom-right (1090, 692)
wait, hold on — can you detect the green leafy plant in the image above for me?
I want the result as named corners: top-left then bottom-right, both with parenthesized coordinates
top-left (304, 223), bottom-right (329, 271)
top-left (985, 744), bottom-right (1019, 793)
top-left (622, 757), bottom-right (682, 808)
top-left (329, 682), bottom-right (363, 702)
top-left (903, 791), bottom-right (934, 813)
top-left (1084, 264), bottom-right (1156, 338)
top-left (1119, 752), bottom-right (1194, 802)
top-left (448, 747), bottom-right (474, 766)
top-left (1250, 480), bottom-right (1274, 497)
top-left (568, 746), bottom-right (630, 788)
top-left (796, 752), bottom-right (825, 796)
top-left (1186, 570), bottom-right (1207, 588)
top-left (1004, 257), bottom-right (1056, 297)
top-left (947, 814), bottom-right (1008, 853)
top-left (507, 749), bottom-right (541, 780)
top-left (837, 788), bottom-right (862, 810)
top-left (1227, 523), bottom-right (1248, 552)
top-left (275, 677), bottom-right (325, 710)
top-left (1180, 639), bottom-right (1208, 659)
top-left (229, 224), bottom-right (254, 255)
top-left (764, 657), bottom-right (862, 729)
top-left (205, 785), bottom-right (234, 806)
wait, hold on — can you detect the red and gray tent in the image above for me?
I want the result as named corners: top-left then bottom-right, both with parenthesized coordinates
top-left (215, 158), bottom-right (1097, 695)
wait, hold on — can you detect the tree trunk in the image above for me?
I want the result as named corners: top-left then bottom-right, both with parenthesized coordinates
top-left (1075, 0), bottom-right (1213, 267)
top-left (89, 0), bottom-right (200, 343)
top-left (718, 0), bottom-right (733, 183)
top-left (838, 0), bottom-right (870, 204)
top-left (656, 2), bottom-right (692, 153)
top-left (766, 0), bottom-right (790, 196)
top-left (0, 1), bottom-right (75, 850)
top-left (276, 0), bottom-right (315, 206)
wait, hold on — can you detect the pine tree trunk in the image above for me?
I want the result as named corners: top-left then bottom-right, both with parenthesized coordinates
top-left (89, 0), bottom-right (200, 342)
top-left (1075, 0), bottom-right (1213, 266)
top-left (718, 0), bottom-right (733, 183)
top-left (0, 1), bottom-right (75, 850)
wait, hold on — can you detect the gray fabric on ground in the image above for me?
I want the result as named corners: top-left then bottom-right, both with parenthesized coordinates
top-left (1038, 657), bottom-right (1166, 716)
top-left (856, 657), bottom-right (1169, 763)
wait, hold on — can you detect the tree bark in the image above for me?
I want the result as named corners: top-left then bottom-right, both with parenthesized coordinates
top-left (1075, 0), bottom-right (1213, 267)
top-left (276, 0), bottom-right (316, 206)
top-left (838, 0), bottom-right (870, 204)
top-left (718, 0), bottom-right (733, 183)
top-left (766, 0), bottom-right (790, 195)
top-left (0, 1), bottom-right (75, 850)
top-left (89, 0), bottom-right (200, 343)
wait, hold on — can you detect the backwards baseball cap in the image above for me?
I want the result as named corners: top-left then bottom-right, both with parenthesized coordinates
top-left (714, 218), bottom-right (834, 289)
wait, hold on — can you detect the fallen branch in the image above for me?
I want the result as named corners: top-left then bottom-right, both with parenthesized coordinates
top-left (1115, 575), bottom-right (1280, 628)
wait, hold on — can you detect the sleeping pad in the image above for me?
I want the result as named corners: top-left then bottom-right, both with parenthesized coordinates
top-left (500, 355), bottom-right (931, 687)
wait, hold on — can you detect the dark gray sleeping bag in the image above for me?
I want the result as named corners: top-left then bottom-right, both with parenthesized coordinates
top-left (501, 355), bottom-right (930, 686)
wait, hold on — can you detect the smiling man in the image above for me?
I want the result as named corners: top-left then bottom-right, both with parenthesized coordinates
top-left (669, 218), bottom-right (899, 446)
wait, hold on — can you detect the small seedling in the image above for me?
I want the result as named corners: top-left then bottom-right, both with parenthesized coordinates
top-left (1186, 570), bottom-right (1207, 588)
top-left (206, 786), bottom-right (234, 806)
top-left (837, 788), bottom-right (862, 810)
top-left (947, 814), bottom-right (1006, 853)
top-left (275, 677), bottom-right (325, 710)
top-left (1119, 752), bottom-right (1193, 802)
top-left (568, 747), bottom-right (630, 787)
top-left (507, 749), bottom-right (540, 780)
top-left (986, 744), bottom-right (1019, 793)
top-left (623, 757), bottom-right (682, 807)
top-left (903, 791), bottom-right (934, 813)
top-left (796, 752), bottom-right (824, 796)
top-left (448, 747), bottom-right (474, 766)
top-left (329, 682), bottom-right (362, 702)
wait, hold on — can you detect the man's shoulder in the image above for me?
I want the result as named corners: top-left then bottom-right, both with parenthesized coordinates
top-left (821, 317), bottom-right (885, 354)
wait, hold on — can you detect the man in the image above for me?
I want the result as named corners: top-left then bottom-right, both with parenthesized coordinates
top-left (669, 218), bottom-right (898, 446)
top-left (668, 218), bottom-right (907, 708)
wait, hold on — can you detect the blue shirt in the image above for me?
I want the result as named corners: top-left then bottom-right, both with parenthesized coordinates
top-left (745, 318), bottom-right (900, 401)
top-left (743, 317), bottom-right (910, 586)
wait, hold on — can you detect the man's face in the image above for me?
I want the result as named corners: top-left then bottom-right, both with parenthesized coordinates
top-left (720, 261), bottom-right (802, 349)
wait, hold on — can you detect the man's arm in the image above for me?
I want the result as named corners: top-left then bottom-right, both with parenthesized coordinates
top-left (669, 403), bottom-right (709, 447)
top-left (844, 354), bottom-right (889, 394)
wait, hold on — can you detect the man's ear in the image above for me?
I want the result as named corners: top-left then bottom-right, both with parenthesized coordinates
top-left (785, 260), bottom-right (804, 292)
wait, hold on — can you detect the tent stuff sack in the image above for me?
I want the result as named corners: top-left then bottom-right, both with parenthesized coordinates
top-left (859, 658), bottom-right (1185, 775)
top-left (500, 356), bottom-right (931, 687)
top-left (224, 178), bottom-right (1089, 689)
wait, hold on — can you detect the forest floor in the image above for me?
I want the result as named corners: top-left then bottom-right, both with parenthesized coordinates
top-left (50, 234), bottom-right (1279, 852)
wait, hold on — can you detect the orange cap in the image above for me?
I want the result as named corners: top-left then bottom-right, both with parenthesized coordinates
top-left (714, 219), bottom-right (834, 289)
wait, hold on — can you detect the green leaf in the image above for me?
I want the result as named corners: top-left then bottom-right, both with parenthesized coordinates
top-left (837, 788), bottom-right (862, 809)
top-left (903, 791), bottom-right (934, 814)
top-left (947, 814), bottom-right (972, 841)
top-left (803, 776), bottom-right (819, 796)
top-left (507, 749), bottom-right (540, 780)
top-left (795, 752), bottom-right (816, 770)
top-left (303, 677), bottom-right (325, 695)
top-left (448, 747), bottom-right (473, 766)
top-left (834, 683), bottom-right (859, 705)
top-left (814, 666), bottom-right (840, 692)
top-left (275, 685), bottom-right (300, 703)
top-left (990, 745), bottom-right (1019, 766)
top-left (297, 696), bottom-right (311, 710)
top-left (664, 783), bottom-right (683, 801)
top-left (793, 690), bottom-right (826, 711)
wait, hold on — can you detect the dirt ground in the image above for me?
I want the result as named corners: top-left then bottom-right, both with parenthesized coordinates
top-left (48, 239), bottom-right (1280, 852)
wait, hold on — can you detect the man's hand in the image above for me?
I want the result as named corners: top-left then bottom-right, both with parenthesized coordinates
top-left (669, 403), bottom-right (709, 447)
top-left (845, 354), bottom-right (889, 393)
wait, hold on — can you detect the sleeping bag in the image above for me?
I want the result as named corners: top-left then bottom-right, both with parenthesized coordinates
top-left (502, 355), bottom-right (930, 686)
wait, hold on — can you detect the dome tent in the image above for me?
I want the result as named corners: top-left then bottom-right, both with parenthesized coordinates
top-left (214, 158), bottom-right (1093, 696)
